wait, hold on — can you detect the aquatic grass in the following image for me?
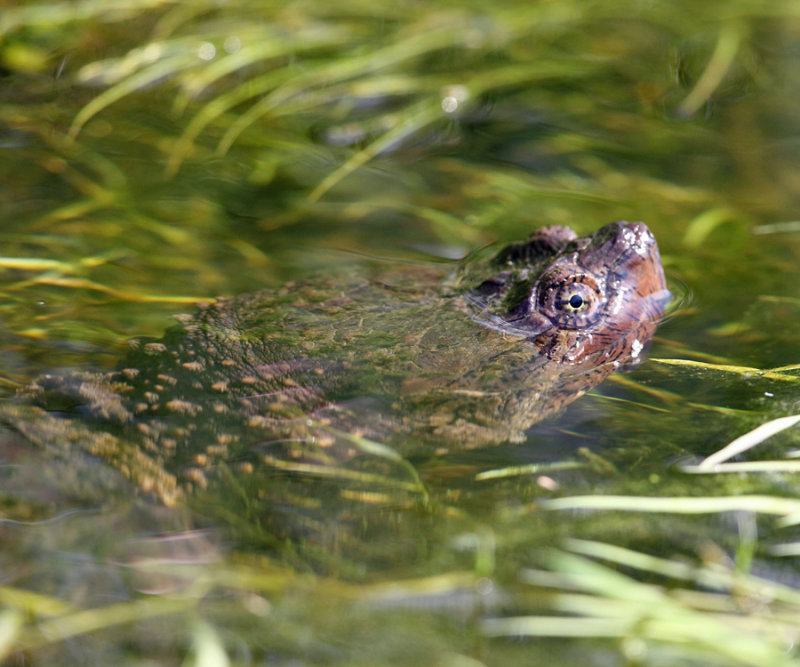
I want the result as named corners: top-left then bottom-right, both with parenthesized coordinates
top-left (587, 386), bottom-right (675, 413)
top-left (0, 551), bottom-right (492, 662)
top-left (57, 2), bottom-right (616, 190)
top-left (30, 597), bottom-right (196, 646)
top-left (769, 543), bottom-right (800, 557)
top-left (4, 545), bottom-right (799, 664)
top-left (484, 542), bottom-right (800, 666)
top-left (8, 275), bottom-right (208, 304)
top-left (694, 414), bottom-right (800, 469)
top-left (314, 424), bottom-right (432, 502)
top-left (0, 0), bottom-right (172, 34)
top-left (4, 533), bottom-right (800, 664)
top-left (307, 99), bottom-right (446, 203)
top-left (70, 46), bottom-right (207, 141)
top-left (0, 559), bottom-right (290, 659)
top-left (677, 22), bottom-right (746, 118)
top-left (682, 206), bottom-right (751, 248)
top-left (686, 461), bottom-right (800, 473)
top-left (189, 619), bottom-right (230, 667)
top-left (0, 0), bottom-right (790, 356)
top-left (651, 338), bottom-right (736, 365)
top-left (545, 495), bottom-right (800, 519)
top-left (475, 460), bottom-right (586, 482)
top-left (260, 453), bottom-right (426, 497)
top-left (0, 0), bottom-right (799, 664)
top-left (0, 610), bottom-right (24, 663)
top-left (0, 587), bottom-right (74, 617)
top-left (753, 222), bottom-right (800, 235)
top-left (0, 249), bottom-right (204, 303)
top-left (650, 357), bottom-right (800, 383)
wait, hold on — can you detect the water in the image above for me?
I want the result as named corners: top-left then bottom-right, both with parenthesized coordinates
top-left (1, 2), bottom-right (800, 664)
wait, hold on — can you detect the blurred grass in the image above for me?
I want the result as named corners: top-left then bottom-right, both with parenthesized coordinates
top-left (488, 541), bottom-right (800, 667)
top-left (5, 536), bottom-right (800, 665)
top-left (1, 0), bottom-right (800, 665)
top-left (0, 0), bottom-right (797, 365)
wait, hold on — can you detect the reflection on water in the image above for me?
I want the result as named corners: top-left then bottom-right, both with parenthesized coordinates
top-left (1, 1), bottom-right (800, 664)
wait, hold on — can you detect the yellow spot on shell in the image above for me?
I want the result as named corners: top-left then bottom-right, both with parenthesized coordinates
top-left (165, 399), bottom-right (202, 416)
top-left (184, 467), bottom-right (208, 489)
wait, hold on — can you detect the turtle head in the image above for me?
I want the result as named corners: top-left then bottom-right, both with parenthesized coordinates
top-left (466, 221), bottom-right (669, 365)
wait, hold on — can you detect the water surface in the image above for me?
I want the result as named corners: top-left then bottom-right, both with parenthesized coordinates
top-left (1, 2), bottom-right (800, 665)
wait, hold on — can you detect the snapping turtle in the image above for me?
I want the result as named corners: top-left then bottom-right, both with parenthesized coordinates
top-left (2, 222), bottom-right (667, 510)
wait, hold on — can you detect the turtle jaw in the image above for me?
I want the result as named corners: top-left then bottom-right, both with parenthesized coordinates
top-left (602, 221), bottom-right (670, 329)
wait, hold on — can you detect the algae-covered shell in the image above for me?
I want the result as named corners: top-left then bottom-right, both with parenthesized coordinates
top-left (3, 221), bottom-right (668, 506)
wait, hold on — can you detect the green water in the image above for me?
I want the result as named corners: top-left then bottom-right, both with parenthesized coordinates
top-left (1, 1), bottom-right (800, 665)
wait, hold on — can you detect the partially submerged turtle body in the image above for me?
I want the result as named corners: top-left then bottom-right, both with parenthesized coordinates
top-left (2, 222), bottom-right (668, 507)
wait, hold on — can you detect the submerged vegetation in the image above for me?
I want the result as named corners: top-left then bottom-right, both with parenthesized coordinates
top-left (1, 0), bottom-right (800, 664)
top-left (1, 0), bottom-right (796, 361)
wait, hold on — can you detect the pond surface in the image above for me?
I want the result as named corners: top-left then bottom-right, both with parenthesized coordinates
top-left (1, 2), bottom-right (800, 665)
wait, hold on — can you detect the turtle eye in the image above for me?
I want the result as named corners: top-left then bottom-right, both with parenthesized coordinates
top-left (567, 293), bottom-right (584, 310)
top-left (537, 268), bottom-right (604, 329)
